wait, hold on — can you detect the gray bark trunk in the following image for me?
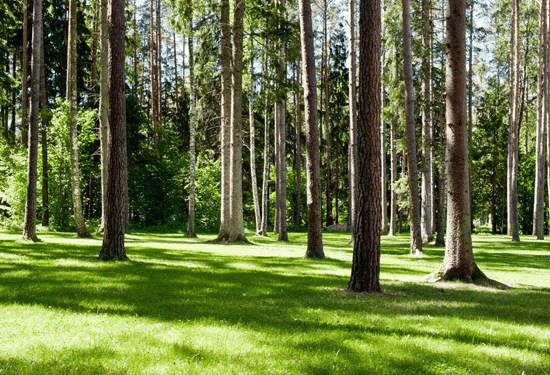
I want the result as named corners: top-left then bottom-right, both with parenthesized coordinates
top-left (187, 19), bottom-right (197, 237)
top-left (299, 0), bottom-right (324, 258)
top-left (402, 0), bottom-right (422, 254)
top-left (249, 47), bottom-right (261, 235)
top-left (348, 0), bottom-right (357, 236)
top-left (99, 0), bottom-right (110, 231)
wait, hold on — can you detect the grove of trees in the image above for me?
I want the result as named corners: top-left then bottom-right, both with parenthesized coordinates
top-left (1, 0), bottom-right (549, 290)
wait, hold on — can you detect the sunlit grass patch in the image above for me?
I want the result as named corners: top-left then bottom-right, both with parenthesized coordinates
top-left (0, 230), bottom-right (549, 374)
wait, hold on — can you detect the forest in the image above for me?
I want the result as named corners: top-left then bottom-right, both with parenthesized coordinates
top-left (0, 0), bottom-right (550, 372)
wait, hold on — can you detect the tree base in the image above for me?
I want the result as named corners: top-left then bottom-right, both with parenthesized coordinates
top-left (22, 234), bottom-right (41, 242)
top-left (213, 232), bottom-right (250, 244)
top-left (428, 264), bottom-right (509, 289)
top-left (98, 251), bottom-right (129, 261)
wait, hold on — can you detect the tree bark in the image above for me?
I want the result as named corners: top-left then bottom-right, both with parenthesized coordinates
top-left (187, 18), bottom-right (197, 237)
top-left (322, 0), bottom-right (334, 228)
top-left (275, 101), bottom-right (288, 240)
top-left (421, 0), bottom-right (433, 243)
top-left (293, 63), bottom-right (303, 231)
top-left (533, 0), bottom-right (546, 240)
top-left (434, 0), bottom-right (487, 283)
top-left (149, 0), bottom-right (160, 138)
top-left (67, 0), bottom-right (88, 237)
top-left (40, 43), bottom-right (49, 228)
top-left (402, 0), bottom-right (422, 255)
top-left (380, 0), bottom-right (388, 235)
top-left (218, 0), bottom-right (232, 239)
top-left (390, 113), bottom-right (398, 236)
top-left (99, 0), bottom-right (110, 231)
top-left (260, 88), bottom-right (270, 236)
top-left (348, 0), bottom-right (382, 293)
top-left (99, 0), bottom-right (128, 261)
top-left (348, 0), bottom-right (358, 237)
top-left (227, 0), bottom-right (246, 242)
top-left (299, 0), bottom-right (324, 258)
top-left (21, 0), bottom-right (30, 147)
top-left (506, 0), bottom-right (521, 242)
top-left (250, 55), bottom-right (261, 235)
top-left (23, 0), bottom-right (43, 242)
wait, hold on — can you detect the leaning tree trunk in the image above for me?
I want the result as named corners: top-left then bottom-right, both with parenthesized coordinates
top-left (21, 0), bottom-right (30, 147)
top-left (402, 0), bottom-right (422, 255)
top-left (533, 0), bottom-right (546, 240)
top-left (348, 0), bottom-right (382, 293)
top-left (99, 0), bottom-right (128, 261)
top-left (227, 0), bottom-right (246, 242)
top-left (23, 0), bottom-right (43, 242)
top-left (507, 0), bottom-right (521, 242)
top-left (67, 0), bottom-right (88, 237)
top-left (300, 0), bottom-right (324, 258)
top-left (218, 0), bottom-right (232, 239)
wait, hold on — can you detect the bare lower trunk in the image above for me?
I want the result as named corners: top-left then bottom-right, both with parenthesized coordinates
top-left (533, 0), bottom-right (546, 240)
top-left (275, 101), bottom-right (288, 240)
top-left (100, 0), bottom-right (128, 261)
top-left (40, 48), bottom-right (49, 227)
top-left (293, 69), bottom-right (303, 231)
top-left (348, 0), bottom-right (357, 237)
top-left (402, 0), bottom-right (422, 255)
top-left (249, 48), bottom-right (261, 235)
top-left (187, 23), bottom-right (196, 237)
top-left (506, 0), bottom-right (521, 242)
top-left (227, 0), bottom-right (245, 242)
top-left (348, 0), bottom-right (382, 293)
top-left (99, 0), bottom-right (110, 231)
top-left (219, 0), bottom-right (232, 238)
top-left (389, 117), bottom-right (398, 236)
top-left (23, 0), bottom-right (43, 242)
top-left (260, 93), bottom-right (270, 236)
top-left (300, 0), bottom-right (324, 258)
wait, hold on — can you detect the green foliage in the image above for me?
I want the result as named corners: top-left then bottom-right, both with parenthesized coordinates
top-left (0, 139), bottom-right (27, 227)
top-left (194, 151), bottom-right (221, 232)
top-left (48, 101), bottom-right (98, 231)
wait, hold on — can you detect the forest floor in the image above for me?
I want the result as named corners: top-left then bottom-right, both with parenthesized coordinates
top-left (0, 230), bottom-right (548, 374)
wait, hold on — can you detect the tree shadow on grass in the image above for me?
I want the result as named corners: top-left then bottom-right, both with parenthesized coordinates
top-left (1, 233), bottom-right (550, 374)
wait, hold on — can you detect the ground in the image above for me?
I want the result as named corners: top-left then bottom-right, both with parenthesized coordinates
top-left (0, 230), bottom-right (548, 374)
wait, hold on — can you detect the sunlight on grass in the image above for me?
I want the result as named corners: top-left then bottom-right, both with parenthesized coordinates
top-left (0, 230), bottom-right (549, 374)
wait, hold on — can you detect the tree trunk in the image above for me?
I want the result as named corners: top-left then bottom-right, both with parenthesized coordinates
top-left (322, 0), bottom-right (334, 228)
top-left (299, 0), bottom-right (324, 258)
top-left (293, 63), bottom-right (303, 231)
top-left (402, 0), bottom-right (422, 255)
top-left (380, 0), bottom-right (388, 235)
top-left (250, 60), bottom-right (261, 235)
top-left (173, 32), bottom-right (179, 107)
top-left (546, 0), bottom-right (550, 233)
top-left (187, 18), bottom-right (197, 237)
top-left (421, 0), bottom-right (433, 243)
top-left (260, 89), bottom-right (270, 236)
top-left (348, 0), bottom-right (357, 237)
top-left (40, 44), bottom-right (49, 228)
top-left (507, 0), bottom-right (521, 242)
top-left (67, 0), bottom-right (88, 237)
top-left (218, 0), bottom-right (232, 239)
top-left (275, 101), bottom-right (288, 240)
top-left (100, 0), bottom-right (128, 261)
top-left (149, 0), bottom-right (160, 138)
top-left (434, 0), bottom-right (486, 283)
top-left (348, 0), bottom-right (382, 293)
top-left (227, 0), bottom-right (245, 242)
top-left (23, 0), bottom-right (43, 242)
top-left (99, 0), bottom-right (110, 231)
top-left (21, 0), bottom-right (30, 147)
top-left (533, 0), bottom-right (546, 240)
top-left (390, 114), bottom-right (398, 236)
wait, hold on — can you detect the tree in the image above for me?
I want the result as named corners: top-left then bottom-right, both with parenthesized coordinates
top-left (99, 0), bottom-right (128, 260)
top-left (40, 43), bottom-right (50, 227)
top-left (23, 0), bottom-right (44, 242)
top-left (249, 44), bottom-right (261, 235)
top-left (21, 0), bottom-right (30, 147)
top-left (433, 0), bottom-right (489, 283)
top-left (187, 12), bottom-right (197, 237)
top-left (218, 0), bottom-right (232, 239)
top-left (348, 0), bottom-right (382, 293)
top-left (506, 0), bottom-right (520, 242)
top-left (533, 0), bottom-right (546, 240)
top-left (66, 0), bottom-right (88, 237)
top-left (402, 0), bottom-right (422, 255)
top-left (348, 0), bottom-right (357, 237)
top-left (99, 0), bottom-right (110, 231)
top-left (299, 0), bottom-right (324, 259)
top-left (227, 0), bottom-right (245, 242)
top-left (421, 0), bottom-right (433, 243)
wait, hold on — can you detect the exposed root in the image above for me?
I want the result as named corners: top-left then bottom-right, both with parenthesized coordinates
top-left (427, 264), bottom-right (510, 290)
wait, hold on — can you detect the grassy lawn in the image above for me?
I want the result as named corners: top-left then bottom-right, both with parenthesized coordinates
top-left (0, 230), bottom-right (549, 374)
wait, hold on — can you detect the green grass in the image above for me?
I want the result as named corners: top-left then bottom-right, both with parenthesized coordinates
top-left (0, 230), bottom-right (549, 374)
